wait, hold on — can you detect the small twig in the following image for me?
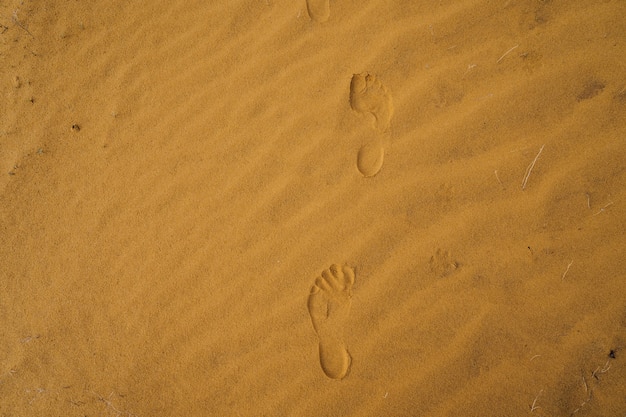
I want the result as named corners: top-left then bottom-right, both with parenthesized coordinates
top-left (92, 391), bottom-right (135, 417)
top-left (600, 360), bottom-right (611, 373)
top-left (0, 369), bottom-right (17, 379)
top-left (570, 375), bottom-right (593, 416)
top-left (521, 144), bottom-right (545, 190)
top-left (497, 44), bottom-right (519, 63)
top-left (20, 334), bottom-right (41, 343)
top-left (68, 396), bottom-right (86, 406)
top-left (11, 10), bottom-right (34, 38)
top-left (530, 354), bottom-right (541, 361)
top-left (530, 389), bottom-right (542, 412)
top-left (561, 261), bottom-right (573, 280)
top-left (585, 193), bottom-right (591, 209)
top-left (463, 63), bottom-right (477, 77)
top-left (593, 201), bottom-right (614, 216)
top-left (494, 170), bottom-right (504, 188)
top-left (591, 360), bottom-right (611, 379)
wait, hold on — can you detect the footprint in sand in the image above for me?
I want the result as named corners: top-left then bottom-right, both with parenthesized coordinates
top-left (350, 73), bottom-right (393, 177)
top-left (307, 264), bottom-right (355, 379)
top-left (350, 73), bottom-right (394, 133)
top-left (306, 0), bottom-right (330, 22)
top-left (357, 139), bottom-right (384, 178)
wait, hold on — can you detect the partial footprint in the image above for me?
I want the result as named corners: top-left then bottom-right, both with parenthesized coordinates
top-left (350, 73), bottom-right (394, 132)
top-left (306, 0), bottom-right (330, 22)
top-left (307, 264), bottom-right (355, 379)
top-left (357, 139), bottom-right (384, 177)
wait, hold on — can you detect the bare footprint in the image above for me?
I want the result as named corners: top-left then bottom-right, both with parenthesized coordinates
top-left (306, 0), bottom-right (330, 22)
top-left (307, 264), bottom-right (355, 379)
top-left (357, 139), bottom-right (384, 177)
top-left (350, 73), bottom-right (394, 132)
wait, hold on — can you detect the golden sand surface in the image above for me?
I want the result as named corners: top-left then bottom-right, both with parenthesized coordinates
top-left (1, 0), bottom-right (626, 415)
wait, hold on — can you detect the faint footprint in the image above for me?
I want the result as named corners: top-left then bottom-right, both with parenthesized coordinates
top-left (306, 0), bottom-right (330, 22)
top-left (576, 80), bottom-right (605, 102)
top-left (307, 264), bottom-right (355, 379)
top-left (350, 73), bottom-right (394, 132)
top-left (429, 248), bottom-right (458, 278)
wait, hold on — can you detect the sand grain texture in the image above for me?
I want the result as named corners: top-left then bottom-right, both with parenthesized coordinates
top-left (1, 0), bottom-right (626, 415)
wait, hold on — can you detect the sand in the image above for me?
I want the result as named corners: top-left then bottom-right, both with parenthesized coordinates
top-left (1, 0), bottom-right (625, 415)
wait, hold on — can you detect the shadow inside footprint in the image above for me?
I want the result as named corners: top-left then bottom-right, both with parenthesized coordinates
top-left (306, 0), bottom-right (330, 22)
top-left (307, 264), bottom-right (355, 379)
